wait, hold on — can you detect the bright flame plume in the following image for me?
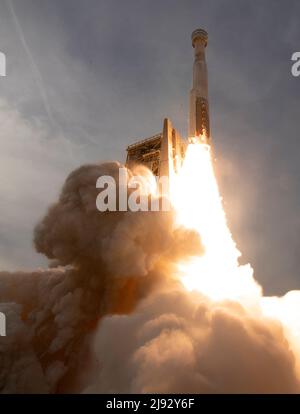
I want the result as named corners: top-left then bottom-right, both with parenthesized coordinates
top-left (170, 140), bottom-right (300, 375)
top-left (171, 142), bottom-right (260, 303)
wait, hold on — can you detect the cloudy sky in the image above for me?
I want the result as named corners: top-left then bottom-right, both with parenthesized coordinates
top-left (0, 0), bottom-right (299, 295)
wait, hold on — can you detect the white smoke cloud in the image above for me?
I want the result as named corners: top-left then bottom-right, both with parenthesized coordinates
top-left (88, 283), bottom-right (300, 393)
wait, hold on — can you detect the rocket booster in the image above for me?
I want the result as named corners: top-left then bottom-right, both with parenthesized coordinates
top-left (188, 29), bottom-right (210, 145)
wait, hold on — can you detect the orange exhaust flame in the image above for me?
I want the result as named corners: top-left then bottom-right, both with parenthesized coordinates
top-left (170, 142), bottom-right (260, 304)
top-left (170, 140), bottom-right (300, 376)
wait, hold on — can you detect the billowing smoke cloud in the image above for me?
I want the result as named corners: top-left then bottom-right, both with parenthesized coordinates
top-left (0, 158), bottom-right (300, 394)
top-left (0, 161), bottom-right (202, 393)
top-left (34, 162), bottom-right (200, 276)
top-left (88, 284), bottom-right (300, 393)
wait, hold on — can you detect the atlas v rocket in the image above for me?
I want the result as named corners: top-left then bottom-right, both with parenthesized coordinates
top-left (189, 28), bottom-right (210, 145)
top-left (126, 28), bottom-right (211, 179)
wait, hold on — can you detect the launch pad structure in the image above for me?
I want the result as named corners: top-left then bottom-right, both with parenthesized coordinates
top-left (126, 118), bottom-right (186, 177)
top-left (126, 28), bottom-right (210, 179)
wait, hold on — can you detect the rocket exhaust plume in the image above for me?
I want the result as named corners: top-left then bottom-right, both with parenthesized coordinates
top-left (88, 143), bottom-right (300, 394)
top-left (170, 143), bottom-right (260, 304)
top-left (2, 143), bottom-right (300, 394)
top-left (1, 28), bottom-right (300, 394)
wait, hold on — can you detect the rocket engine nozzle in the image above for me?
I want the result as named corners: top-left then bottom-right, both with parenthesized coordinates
top-left (188, 131), bottom-right (209, 145)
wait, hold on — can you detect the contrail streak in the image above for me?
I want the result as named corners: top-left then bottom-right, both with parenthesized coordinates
top-left (5, 0), bottom-right (76, 163)
top-left (6, 0), bottom-right (54, 125)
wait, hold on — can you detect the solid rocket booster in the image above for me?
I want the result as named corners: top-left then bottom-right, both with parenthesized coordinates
top-left (189, 28), bottom-right (210, 144)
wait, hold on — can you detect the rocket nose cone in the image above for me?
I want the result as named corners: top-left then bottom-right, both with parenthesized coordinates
top-left (191, 28), bottom-right (208, 47)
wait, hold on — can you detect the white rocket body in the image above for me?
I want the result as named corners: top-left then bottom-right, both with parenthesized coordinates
top-left (189, 29), bottom-right (210, 144)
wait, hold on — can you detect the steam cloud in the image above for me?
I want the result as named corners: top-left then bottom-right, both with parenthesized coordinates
top-left (89, 286), bottom-right (299, 393)
top-left (0, 160), bottom-right (299, 393)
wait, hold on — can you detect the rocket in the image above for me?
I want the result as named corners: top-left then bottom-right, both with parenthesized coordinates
top-left (188, 28), bottom-right (210, 145)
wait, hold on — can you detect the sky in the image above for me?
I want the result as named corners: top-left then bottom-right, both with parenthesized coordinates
top-left (0, 0), bottom-right (299, 295)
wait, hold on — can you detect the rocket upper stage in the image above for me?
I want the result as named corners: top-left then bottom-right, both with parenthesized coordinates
top-left (189, 28), bottom-right (210, 144)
